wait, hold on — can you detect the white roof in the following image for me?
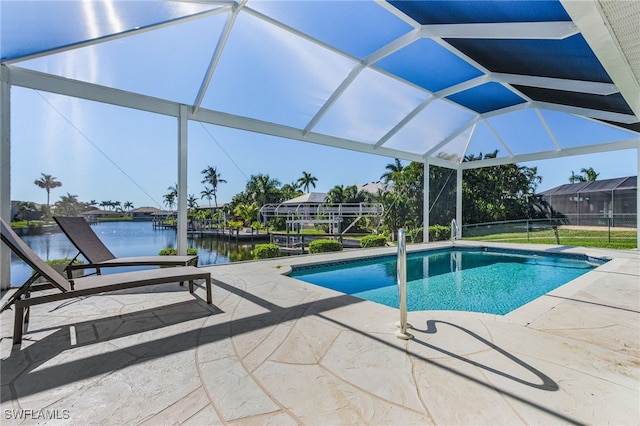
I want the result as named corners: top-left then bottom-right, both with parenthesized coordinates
top-left (283, 192), bottom-right (328, 205)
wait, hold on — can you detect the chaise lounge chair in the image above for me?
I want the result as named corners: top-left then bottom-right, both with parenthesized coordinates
top-left (0, 218), bottom-right (212, 345)
top-left (54, 216), bottom-right (198, 278)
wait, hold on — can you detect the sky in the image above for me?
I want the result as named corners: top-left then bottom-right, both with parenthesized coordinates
top-left (10, 85), bottom-right (637, 210)
top-left (6, 2), bottom-right (639, 211)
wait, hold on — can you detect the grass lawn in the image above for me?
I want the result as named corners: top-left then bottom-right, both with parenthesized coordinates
top-left (464, 227), bottom-right (637, 249)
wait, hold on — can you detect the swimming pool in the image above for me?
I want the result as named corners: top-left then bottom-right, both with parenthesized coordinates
top-left (289, 247), bottom-right (606, 315)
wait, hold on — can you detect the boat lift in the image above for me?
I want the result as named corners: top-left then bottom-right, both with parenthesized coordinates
top-left (260, 202), bottom-right (384, 234)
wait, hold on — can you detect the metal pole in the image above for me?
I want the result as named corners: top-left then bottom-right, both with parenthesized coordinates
top-left (1, 66), bottom-right (11, 290)
top-left (576, 191), bottom-right (580, 225)
top-left (423, 160), bottom-right (430, 243)
top-left (456, 166), bottom-right (463, 239)
top-left (451, 218), bottom-right (458, 242)
top-left (395, 228), bottom-right (413, 340)
top-left (177, 105), bottom-right (188, 256)
top-left (611, 189), bottom-right (615, 228)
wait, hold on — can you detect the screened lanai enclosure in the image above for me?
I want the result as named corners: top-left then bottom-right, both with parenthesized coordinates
top-left (539, 176), bottom-right (637, 227)
top-left (1, 0), bottom-right (639, 289)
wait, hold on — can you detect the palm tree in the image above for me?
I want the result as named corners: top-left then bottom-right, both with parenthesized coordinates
top-left (246, 174), bottom-right (281, 208)
top-left (569, 171), bottom-right (586, 183)
top-left (280, 182), bottom-right (303, 201)
top-left (201, 166), bottom-right (226, 208)
top-left (187, 194), bottom-right (199, 210)
top-left (123, 201), bottom-right (134, 211)
top-left (233, 202), bottom-right (260, 226)
top-left (327, 185), bottom-right (346, 205)
top-left (569, 167), bottom-right (599, 183)
top-left (380, 159), bottom-right (404, 183)
top-left (33, 173), bottom-right (62, 217)
top-left (165, 184), bottom-right (178, 211)
top-left (163, 192), bottom-right (176, 210)
top-left (297, 171), bottom-right (317, 193)
top-left (167, 184), bottom-right (178, 198)
top-left (56, 192), bottom-right (79, 216)
top-left (580, 167), bottom-right (599, 182)
top-left (200, 187), bottom-right (215, 208)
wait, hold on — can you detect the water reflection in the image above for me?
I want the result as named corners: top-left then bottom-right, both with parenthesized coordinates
top-left (190, 236), bottom-right (255, 264)
top-left (9, 221), bottom-right (259, 286)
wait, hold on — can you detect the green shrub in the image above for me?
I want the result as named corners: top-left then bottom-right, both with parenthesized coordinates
top-left (429, 225), bottom-right (451, 241)
top-left (254, 243), bottom-right (280, 259)
top-left (407, 227), bottom-right (423, 243)
top-left (159, 248), bottom-right (198, 256)
top-left (267, 217), bottom-right (286, 231)
top-left (11, 221), bottom-right (44, 229)
top-left (228, 220), bottom-right (243, 230)
top-left (308, 239), bottom-right (343, 253)
top-left (360, 235), bottom-right (387, 248)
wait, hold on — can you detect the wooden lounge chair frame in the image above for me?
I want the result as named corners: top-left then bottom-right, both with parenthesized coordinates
top-left (53, 216), bottom-right (198, 278)
top-left (0, 218), bottom-right (212, 345)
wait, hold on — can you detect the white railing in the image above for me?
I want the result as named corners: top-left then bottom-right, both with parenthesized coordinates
top-left (451, 218), bottom-right (459, 242)
top-left (260, 202), bottom-right (383, 217)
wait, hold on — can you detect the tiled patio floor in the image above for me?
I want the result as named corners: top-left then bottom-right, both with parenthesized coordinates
top-left (1, 242), bottom-right (638, 425)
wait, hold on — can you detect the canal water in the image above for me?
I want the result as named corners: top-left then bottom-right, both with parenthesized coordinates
top-left (9, 221), bottom-right (258, 286)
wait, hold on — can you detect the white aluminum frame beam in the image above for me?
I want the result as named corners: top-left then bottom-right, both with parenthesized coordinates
top-left (456, 166), bottom-right (463, 239)
top-left (3, 6), bottom-right (231, 65)
top-left (6, 66), bottom-right (426, 163)
top-left (535, 108), bottom-right (562, 151)
top-left (206, 2), bottom-right (637, 153)
top-left (304, 29), bottom-right (421, 135)
top-left (532, 101), bottom-right (639, 124)
top-left (8, 65), bottom-right (638, 170)
top-left (423, 158), bottom-right (430, 243)
top-left (492, 73), bottom-right (618, 95)
top-left (561, 0), bottom-right (640, 118)
top-left (458, 138), bottom-right (640, 170)
top-left (420, 21), bottom-right (578, 40)
top-left (303, 63), bottom-right (366, 136)
top-left (374, 96), bottom-right (435, 149)
top-left (434, 75), bottom-right (489, 99)
top-left (9, 66), bottom-right (180, 117)
top-left (425, 137), bottom-right (640, 171)
top-left (193, 1), bottom-right (245, 112)
top-left (422, 117), bottom-right (479, 158)
top-left (1, 66), bottom-right (10, 290)
top-left (177, 105), bottom-right (189, 255)
top-left (193, 108), bottom-right (426, 162)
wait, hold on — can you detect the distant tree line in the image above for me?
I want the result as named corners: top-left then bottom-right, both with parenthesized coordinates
top-left (373, 151), bottom-right (545, 241)
top-left (20, 159), bottom-right (598, 241)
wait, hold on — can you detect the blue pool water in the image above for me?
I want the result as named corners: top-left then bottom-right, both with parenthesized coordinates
top-left (289, 248), bottom-right (605, 315)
